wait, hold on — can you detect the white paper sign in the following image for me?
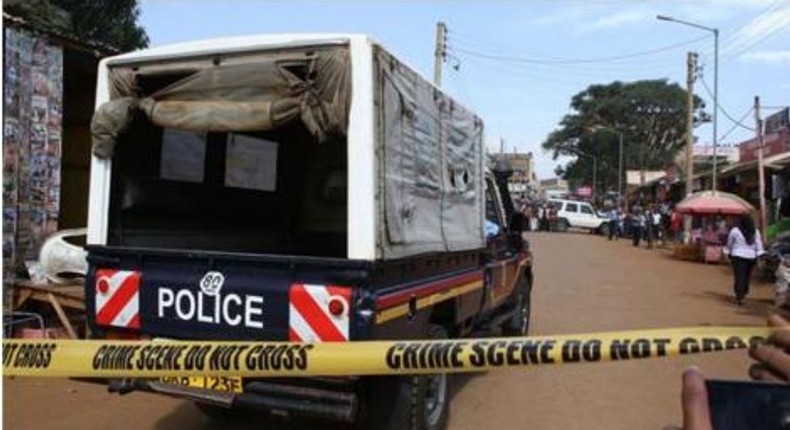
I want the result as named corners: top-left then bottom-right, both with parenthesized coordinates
top-left (225, 134), bottom-right (278, 192)
top-left (160, 129), bottom-right (206, 183)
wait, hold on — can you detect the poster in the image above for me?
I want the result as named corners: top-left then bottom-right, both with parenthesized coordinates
top-left (2, 27), bottom-right (63, 293)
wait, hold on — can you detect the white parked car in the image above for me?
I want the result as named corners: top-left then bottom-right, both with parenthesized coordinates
top-left (548, 199), bottom-right (610, 235)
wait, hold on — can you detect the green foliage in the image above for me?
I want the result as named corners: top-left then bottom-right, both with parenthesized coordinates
top-left (5, 0), bottom-right (148, 51)
top-left (542, 80), bottom-right (707, 189)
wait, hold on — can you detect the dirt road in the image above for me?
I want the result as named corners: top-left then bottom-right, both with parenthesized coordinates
top-left (3, 232), bottom-right (774, 430)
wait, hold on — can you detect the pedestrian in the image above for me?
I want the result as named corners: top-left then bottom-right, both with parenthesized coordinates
top-left (530, 206), bottom-right (539, 232)
top-left (652, 207), bottom-right (663, 246)
top-left (548, 204), bottom-right (558, 232)
top-left (724, 214), bottom-right (765, 305)
top-left (539, 205), bottom-right (548, 231)
top-left (623, 209), bottom-right (633, 239)
top-left (618, 207), bottom-right (626, 239)
top-left (632, 208), bottom-right (645, 247)
top-left (645, 207), bottom-right (655, 249)
top-left (670, 209), bottom-right (682, 242)
top-left (607, 206), bottom-right (619, 241)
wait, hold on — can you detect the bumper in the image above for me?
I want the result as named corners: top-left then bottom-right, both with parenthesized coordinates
top-left (108, 377), bottom-right (359, 422)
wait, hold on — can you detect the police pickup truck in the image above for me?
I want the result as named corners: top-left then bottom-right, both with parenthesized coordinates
top-left (85, 34), bottom-right (533, 430)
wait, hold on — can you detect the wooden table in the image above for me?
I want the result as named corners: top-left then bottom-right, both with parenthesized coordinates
top-left (13, 281), bottom-right (86, 339)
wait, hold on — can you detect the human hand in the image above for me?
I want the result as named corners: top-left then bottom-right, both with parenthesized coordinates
top-left (663, 367), bottom-right (713, 430)
top-left (749, 313), bottom-right (790, 383)
top-left (682, 366), bottom-right (713, 430)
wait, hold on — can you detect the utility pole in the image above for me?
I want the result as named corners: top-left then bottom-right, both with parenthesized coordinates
top-left (712, 28), bottom-right (719, 192)
top-left (433, 21), bottom-right (447, 86)
top-left (500, 137), bottom-right (504, 154)
top-left (684, 52), bottom-right (697, 239)
top-left (685, 52), bottom-right (697, 198)
top-left (755, 96), bottom-right (767, 232)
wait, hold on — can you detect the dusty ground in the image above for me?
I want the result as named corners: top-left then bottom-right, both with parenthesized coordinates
top-left (3, 232), bottom-right (775, 430)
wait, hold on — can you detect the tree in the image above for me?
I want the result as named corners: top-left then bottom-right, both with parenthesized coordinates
top-left (5, 0), bottom-right (148, 51)
top-left (542, 80), bottom-right (707, 191)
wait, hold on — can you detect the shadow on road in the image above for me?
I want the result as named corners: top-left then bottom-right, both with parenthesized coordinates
top-left (683, 290), bottom-right (775, 319)
top-left (154, 402), bottom-right (350, 430)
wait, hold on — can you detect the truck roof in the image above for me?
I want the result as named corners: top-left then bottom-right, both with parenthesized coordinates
top-left (105, 33), bottom-right (373, 66)
top-left (101, 32), bottom-right (477, 120)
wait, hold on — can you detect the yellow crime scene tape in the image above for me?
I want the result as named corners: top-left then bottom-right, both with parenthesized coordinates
top-left (2, 327), bottom-right (775, 378)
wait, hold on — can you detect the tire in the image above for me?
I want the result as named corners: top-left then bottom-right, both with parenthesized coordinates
top-left (363, 325), bottom-right (451, 430)
top-left (502, 270), bottom-right (532, 336)
top-left (599, 223), bottom-right (610, 237)
top-left (555, 219), bottom-right (569, 233)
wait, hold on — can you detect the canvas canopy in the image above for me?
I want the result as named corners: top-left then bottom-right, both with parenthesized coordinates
top-left (376, 47), bottom-right (485, 258)
top-left (91, 48), bottom-right (351, 158)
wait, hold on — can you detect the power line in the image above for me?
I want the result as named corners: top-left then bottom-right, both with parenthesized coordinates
top-left (698, 74), bottom-right (756, 132)
top-left (457, 54), bottom-right (588, 87)
top-left (448, 30), bottom-right (680, 69)
top-left (722, 17), bottom-right (790, 64)
top-left (448, 39), bottom-right (692, 74)
top-left (448, 31), bottom-right (562, 61)
top-left (692, 0), bottom-right (788, 61)
top-left (447, 34), bottom-right (710, 65)
top-left (451, 48), bottom-right (680, 82)
top-left (719, 107), bottom-right (754, 142)
top-left (717, 0), bottom-right (790, 62)
top-left (721, 0), bottom-right (786, 45)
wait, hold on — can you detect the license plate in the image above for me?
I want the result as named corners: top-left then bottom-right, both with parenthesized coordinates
top-left (159, 376), bottom-right (243, 393)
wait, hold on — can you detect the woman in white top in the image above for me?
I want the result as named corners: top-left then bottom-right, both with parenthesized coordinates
top-left (725, 214), bottom-right (765, 305)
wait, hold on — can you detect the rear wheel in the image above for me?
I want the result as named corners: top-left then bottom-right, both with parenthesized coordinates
top-left (503, 270), bottom-right (532, 336)
top-left (363, 325), bottom-right (450, 430)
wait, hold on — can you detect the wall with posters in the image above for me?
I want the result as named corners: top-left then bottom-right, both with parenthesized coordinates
top-left (3, 26), bottom-right (63, 290)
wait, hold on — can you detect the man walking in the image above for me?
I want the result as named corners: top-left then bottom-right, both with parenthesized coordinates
top-left (608, 206), bottom-right (619, 241)
top-left (632, 207), bottom-right (645, 247)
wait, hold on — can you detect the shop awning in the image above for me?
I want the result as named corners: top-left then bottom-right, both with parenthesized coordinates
top-left (718, 151), bottom-right (790, 178)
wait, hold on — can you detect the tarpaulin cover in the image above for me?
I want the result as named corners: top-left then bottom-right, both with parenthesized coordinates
top-left (92, 49), bottom-right (350, 158)
top-left (376, 48), bottom-right (484, 258)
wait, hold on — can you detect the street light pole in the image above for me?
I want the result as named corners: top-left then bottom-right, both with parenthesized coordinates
top-left (593, 156), bottom-right (597, 202)
top-left (657, 15), bottom-right (719, 192)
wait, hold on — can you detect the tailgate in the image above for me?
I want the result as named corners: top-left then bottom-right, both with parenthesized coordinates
top-left (86, 246), bottom-right (369, 341)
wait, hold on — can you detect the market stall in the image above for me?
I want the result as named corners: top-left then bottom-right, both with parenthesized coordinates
top-left (673, 191), bottom-right (756, 263)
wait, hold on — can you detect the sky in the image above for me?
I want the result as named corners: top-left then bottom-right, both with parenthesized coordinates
top-left (139, 0), bottom-right (790, 179)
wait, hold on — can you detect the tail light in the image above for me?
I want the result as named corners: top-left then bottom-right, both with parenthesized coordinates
top-left (328, 295), bottom-right (348, 317)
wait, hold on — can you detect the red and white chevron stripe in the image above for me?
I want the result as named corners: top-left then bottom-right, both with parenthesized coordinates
top-left (289, 284), bottom-right (351, 342)
top-left (95, 269), bottom-right (141, 329)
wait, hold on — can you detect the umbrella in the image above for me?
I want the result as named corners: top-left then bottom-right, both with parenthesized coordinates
top-left (675, 191), bottom-right (756, 215)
